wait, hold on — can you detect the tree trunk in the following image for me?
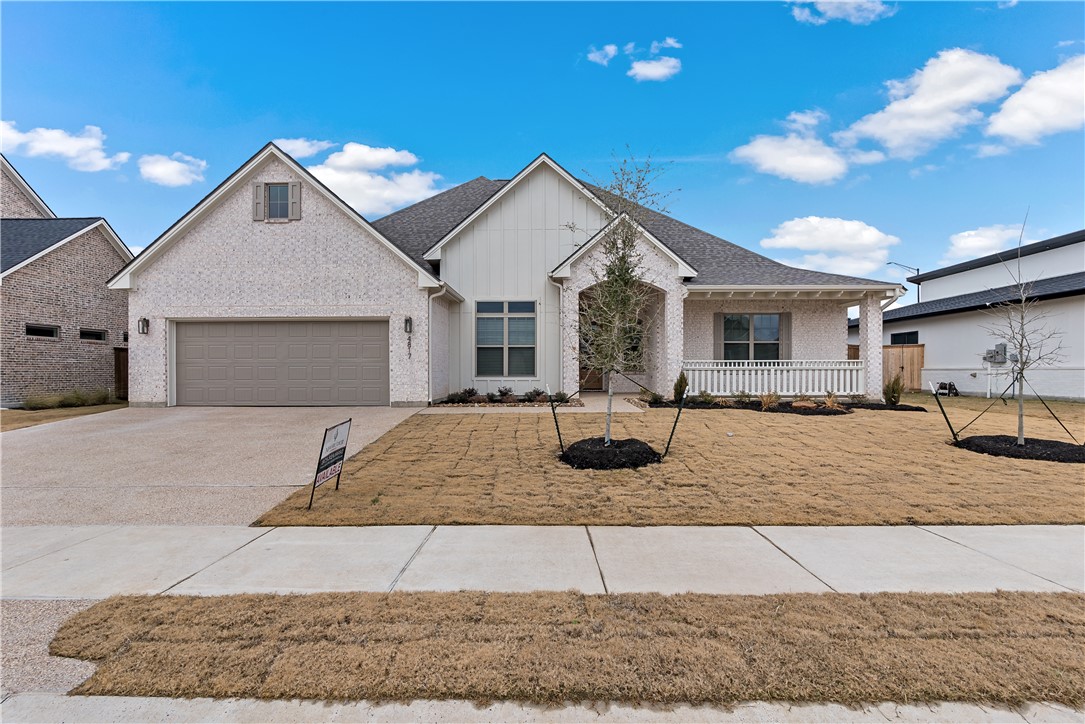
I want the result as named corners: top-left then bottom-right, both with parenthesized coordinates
top-left (605, 372), bottom-right (614, 446)
top-left (1017, 367), bottom-right (1025, 446)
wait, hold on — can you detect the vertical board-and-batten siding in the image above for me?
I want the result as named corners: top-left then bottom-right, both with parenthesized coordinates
top-left (126, 157), bottom-right (431, 406)
top-left (439, 164), bottom-right (610, 393)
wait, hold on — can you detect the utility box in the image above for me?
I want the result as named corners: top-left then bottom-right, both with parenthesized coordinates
top-left (983, 343), bottom-right (1008, 364)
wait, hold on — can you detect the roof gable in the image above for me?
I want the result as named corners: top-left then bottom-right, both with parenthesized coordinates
top-left (421, 154), bottom-right (612, 261)
top-left (1, 154), bottom-right (56, 219)
top-left (108, 143), bottom-right (444, 290)
top-left (550, 212), bottom-right (697, 279)
top-left (1, 217), bottom-right (132, 278)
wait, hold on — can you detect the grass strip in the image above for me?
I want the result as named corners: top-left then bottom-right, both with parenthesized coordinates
top-left (255, 410), bottom-right (1084, 527)
top-left (52, 591), bottom-right (1084, 706)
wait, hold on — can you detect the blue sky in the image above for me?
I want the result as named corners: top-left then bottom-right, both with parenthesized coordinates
top-left (3, 1), bottom-right (1082, 304)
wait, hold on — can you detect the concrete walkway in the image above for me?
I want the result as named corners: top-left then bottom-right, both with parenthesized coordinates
top-left (3, 524), bottom-right (1081, 598)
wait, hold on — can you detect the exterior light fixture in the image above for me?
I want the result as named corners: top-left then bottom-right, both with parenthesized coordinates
top-left (404, 317), bottom-right (413, 334)
top-left (137, 317), bottom-right (150, 335)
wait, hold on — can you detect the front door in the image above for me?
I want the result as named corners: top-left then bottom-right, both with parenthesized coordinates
top-left (579, 366), bottom-right (603, 391)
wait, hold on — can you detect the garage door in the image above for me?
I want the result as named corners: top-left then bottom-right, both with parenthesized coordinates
top-left (175, 321), bottom-right (389, 406)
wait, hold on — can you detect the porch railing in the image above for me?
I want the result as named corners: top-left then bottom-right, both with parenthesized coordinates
top-left (682, 360), bottom-right (865, 396)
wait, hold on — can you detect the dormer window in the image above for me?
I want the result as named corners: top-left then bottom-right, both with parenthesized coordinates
top-left (252, 182), bottom-right (301, 221)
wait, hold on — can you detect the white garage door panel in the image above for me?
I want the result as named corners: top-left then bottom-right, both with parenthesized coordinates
top-left (176, 321), bottom-right (389, 406)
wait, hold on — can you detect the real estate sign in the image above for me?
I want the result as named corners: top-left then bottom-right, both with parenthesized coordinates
top-left (308, 419), bottom-right (352, 510)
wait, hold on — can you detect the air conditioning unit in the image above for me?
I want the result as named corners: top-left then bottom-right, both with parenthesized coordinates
top-left (982, 343), bottom-right (1007, 364)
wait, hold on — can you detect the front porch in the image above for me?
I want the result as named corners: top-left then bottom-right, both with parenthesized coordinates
top-left (682, 359), bottom-right (865, 397)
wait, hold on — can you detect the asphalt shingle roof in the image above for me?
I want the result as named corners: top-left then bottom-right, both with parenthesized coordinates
top-left (848, 271), bottom-right (1085, 326)
top-left (372, 174), bottom-right (895, 287)
top-left (1, 217), bottom-right (102, 273)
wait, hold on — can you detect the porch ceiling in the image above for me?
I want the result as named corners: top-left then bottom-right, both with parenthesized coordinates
top-left (684, 285), bottom-right (901, 305)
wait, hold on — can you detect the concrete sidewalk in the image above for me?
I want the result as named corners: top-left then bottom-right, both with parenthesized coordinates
top-left (3, 524), bottom-right (1081, 598)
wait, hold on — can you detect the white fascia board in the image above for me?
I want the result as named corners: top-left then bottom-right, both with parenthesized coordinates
top-left (550, 213), bottom-right (698, 279)
top-left (1, 154), bottom-right (56, 219)
top-left (431, 281), bottom-right (464, 303)
top-left (108, 143), bottom-right (442, 291)
top-left (686, 283), bottom-right (904, 294)
top-left (422, 153), bottom-right (614, 261)
top-left (1, 219), bottom-right (118, 281)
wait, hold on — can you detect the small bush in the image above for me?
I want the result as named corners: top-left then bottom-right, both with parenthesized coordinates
top-left (673, 371), bottom-right (688, 402)
top-left (695, 389), bottom-right (715, 405)
top-left (445, 390), bottom-right (468, 404)
top-left (87, 388), bottom-right (111, 405)
top-left (59, 389), bottom-right (90, 408)
top-left (497, 386), bottom-right (514, 398)
top-left (794, 392), bottom-right (812, 403)
top-left (485, 391), bottom-right (500, 403)
top-left (823, 391), bottom-right (842, 410)
top-left (467, 394), bottom-right (488, 404)
top-left (884, 374), bottom-right (904, 406)
top-left (758, 391), bottom-right (781, 411)
top-left (23, 394), bottom-right (61, 410)
top-left (734, 390), bottom-right (752, 404)
top-left (848, 393), bottom-right (869, 405)
top-left (523, 387), bottom-right (546, 402)
top-left (463, 387), bottom-right (478, 399)
top-left (551, 391), bottom-right (570, 403)
top-left (500, 395), bottom-right (518, 404)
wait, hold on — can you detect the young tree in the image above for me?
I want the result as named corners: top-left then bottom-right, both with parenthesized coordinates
top-left (981, 221), bottom-right (1065, 446)
top-left (571, 151), bottom-right (672, 445)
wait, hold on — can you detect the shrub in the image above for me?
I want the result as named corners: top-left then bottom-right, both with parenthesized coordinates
top-left (87, 388), bottom-right (111, 405)
top-left (551, 391), bottom-right (570, 403)
top-left (758, 391), bottom-right (781, 411)
top-left (59, 389), bottom-right (90, 408)
top-left (823, 391), bottom-right (842, 410)
top-left (695, 389), bottom-right (715, 405)
top-left (673, 371), bottom-right (688, 402)
top-left (463, 387), bottom-right (478, 399)
top-left (734, 390), bottom-right (752, 404)
top-left (640, 388), bottom-right (664, 405)
top-left (23, 394), bottom-right (61, 410)
top-left (486, 391), bottom-right (500, 403)
top-left (523, 387), bottom-right (546, 402)
top-left (468, 394), bottom-right (488, 404)
top-left (497, 386), bottom-right (514, 398)
top-left (794, 392), bottom-right (812, 403)
top-left (848, 393), bottom-right (868, 405)
top-left (884, 374), bottom-right (904, 406)
top-left (445, 390), bottom-right (467, 404)
top-left (501, 395), bottom-right (518, 404)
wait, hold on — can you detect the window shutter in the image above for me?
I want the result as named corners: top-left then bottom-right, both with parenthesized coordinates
top-left (779, 312), bottom-right (792, 360)
top-left (712, 313), bottom-right (723, 360)
top-left (252, 183), bottom-right (265, 221)
top-left (288, 182), bottom-right (302, 220)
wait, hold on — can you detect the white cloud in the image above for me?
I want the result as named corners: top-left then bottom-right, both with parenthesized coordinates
top-left (760, 216), bottom-right (900, 276)
top-left (1055, 40), bottom-right (1081, 49)
top-left (138, 152), bottom-right (208, 187)
top-left (939, 224), bottom-right (1024, 265)
top-left (307, 142), bottom-right (440, 216)
top-left (650, 37), bottom-right (682, 54)
top-left (986, 55), bottom-right (1085, 145)
top-left (623, 42), bottom-right (637, 55)
top-left (976, 143), bottom-right (1010, 157)
top-left (627, 56), bottom-right (682, 82)
top-left (908, 163), bottom-right (939, 178)
top-left (791, 1), bottom-right (896, 26)
top-left (587, 44), bottom-right (618, 66)
top-left (784, 109), bottom-right (829, 132)
top-left (847, 149), bottom-right (886, 164)
top-left (834, 48), bottom-right (1022, 159)
top-left (0, 121), bottom-right (129, 171)
top-left (730, 134), bottom-right (848, 184)
top-left (272, 138), bottom-right (336, 158)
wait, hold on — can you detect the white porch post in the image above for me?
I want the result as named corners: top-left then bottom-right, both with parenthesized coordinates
top-left (858, 292), bottom-right (884, 400)
top-left (560, 279), bottom-right (580, 395)
top-left (659, 286), bottom-right (686, 396)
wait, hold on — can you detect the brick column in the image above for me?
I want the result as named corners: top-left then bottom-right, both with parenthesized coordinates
top-left (858, 292), bottom-right (884, 400)
top-left (560, 280), bottom-right (580, 395)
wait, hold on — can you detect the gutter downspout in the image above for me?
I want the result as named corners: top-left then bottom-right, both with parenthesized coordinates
top-left (547, 274), bottom-right (565, 395)
top-left (427, 284), bottom-right (452, 404)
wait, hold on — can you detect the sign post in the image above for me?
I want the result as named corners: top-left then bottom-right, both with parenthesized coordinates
top-left (308, 418), bottom-right (352, 510)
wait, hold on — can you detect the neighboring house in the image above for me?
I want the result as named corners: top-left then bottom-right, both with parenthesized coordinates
top-left (109, 143), bottom-right (902, 408)
top-left (1, 155), bottom-right (133, 406)
top-left (848, 230), bottom-right (1084, 400)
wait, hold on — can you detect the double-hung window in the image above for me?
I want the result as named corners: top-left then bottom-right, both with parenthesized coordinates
top-left (476, 301), bottom-right (536, 377)
top-left (713, 313), bottom-right (791, 361)
top-left (267, 184), bottom-right (290, 219)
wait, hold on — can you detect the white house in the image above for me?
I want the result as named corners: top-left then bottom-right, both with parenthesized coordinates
top-left (848, 229), bottom-right (1085, 400)
top-left (110, 143), bottom-right (903, 407)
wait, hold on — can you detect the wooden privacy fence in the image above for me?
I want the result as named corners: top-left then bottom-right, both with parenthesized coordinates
top-left (847, 344), bottom-right (925, 391)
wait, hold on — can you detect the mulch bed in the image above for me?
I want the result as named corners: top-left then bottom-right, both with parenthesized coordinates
top-left (52, 591), bottom-right (1085, 706)
top-left (648, 400), bottom-right (851, 416)
top-left (844, 402), bottom-right (927, 413)
top-left (955, 435), bottom-right (1085, 464)
top-left (560, 437), bottom-right (662, 469)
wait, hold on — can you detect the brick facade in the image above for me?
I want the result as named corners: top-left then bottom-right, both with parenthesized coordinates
top-left (2, 165), bottom-right (49, 219)
top-left (1, 227), bottom-right (130, 406)
top-left (126, 158), bottom-right (432, 406)
top-left (683, 298), bottom-right (849, 361)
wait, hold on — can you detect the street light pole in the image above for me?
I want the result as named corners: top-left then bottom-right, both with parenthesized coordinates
top-left (887, 261), bottom-right (921, 303)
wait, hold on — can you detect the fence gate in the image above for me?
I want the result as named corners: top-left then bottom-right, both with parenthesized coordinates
top-left (846, 344), bottom-right (925, 391)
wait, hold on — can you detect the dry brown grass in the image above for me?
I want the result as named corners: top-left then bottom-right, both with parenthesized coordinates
top-left (0, 403), bottom-right (127, 433)
top-left (256, 406), bottom-right (1084, 527)
top-left (51, 591), bottom-right (1085, 706)
top-left (901, 392), bottom-right (1085, 432)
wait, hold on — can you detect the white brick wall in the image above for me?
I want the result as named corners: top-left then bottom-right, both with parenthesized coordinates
top-left (561, 236), bottom-right (686, 396)
top-left (127, 158), bottom-right (431, 406)
top-left (858, 293), bottom-right (884, 400)
top-left (683, 299), bottom-right (848, 360)
top-left (2, 166), bottom-right (48, 219)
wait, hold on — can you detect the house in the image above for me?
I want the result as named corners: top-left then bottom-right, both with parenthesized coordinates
top-left (1, 155), bottom-right (133, 406)
top-left (848, 229), bottom-right (1084, 400)
top-left (109, 143), bottom-right (903, 407)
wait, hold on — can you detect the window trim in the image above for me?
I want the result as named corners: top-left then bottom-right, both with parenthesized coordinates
top-left (715, 313), bottom-right (788, 361)
top-left (475, 300), bottom-right (538, 378)
top-left (79, 328), bottom-right (108, 342)
top-left (25, 323), bottom-right (60, 339)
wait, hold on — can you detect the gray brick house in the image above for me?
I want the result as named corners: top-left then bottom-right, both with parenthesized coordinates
top-left (1, 155), bottom-right (133, 406)
top-left (110, 143), bottom-right (902, 407)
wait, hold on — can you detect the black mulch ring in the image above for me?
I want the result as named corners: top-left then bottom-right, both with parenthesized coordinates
top-left (954, 435), bottom-right (1085, 463)
top-left (647, 400), bottom-right (851, 415)
top-left (560, 437), bottom-right (663, 470)
top-left (844, 403), bottom-right (927, 412)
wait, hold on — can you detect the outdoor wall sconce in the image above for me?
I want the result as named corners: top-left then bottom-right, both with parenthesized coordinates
top-left (404, 317), bottom-right (413, 334)
top-left (137, 317), bottom-right (150, 335)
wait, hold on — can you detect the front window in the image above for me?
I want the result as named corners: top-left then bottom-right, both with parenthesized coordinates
top-left (723, 314), bottom-right (780, 361)
top-left (268, 184), bottom-right (289, 219)
top-left (476, 301), bottom-right (536, 377)
top-left (890, 331), bottom-right (919, 345)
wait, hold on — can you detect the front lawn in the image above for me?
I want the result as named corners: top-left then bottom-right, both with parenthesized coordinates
top-left (52, 591), bottom-right (1085, 706)
top-left (255, 405), bottom-right (1084, 527)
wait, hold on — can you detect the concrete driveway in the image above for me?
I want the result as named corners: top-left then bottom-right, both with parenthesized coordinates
top-left (0, 406), bottom-right (417, 526)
